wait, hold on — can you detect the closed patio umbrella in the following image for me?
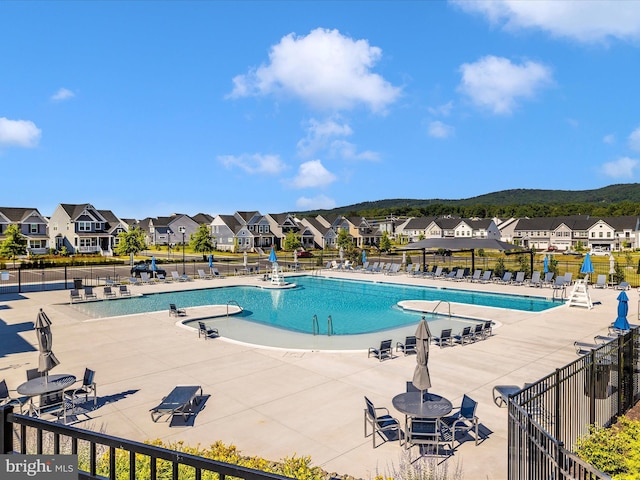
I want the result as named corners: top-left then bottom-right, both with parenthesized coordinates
top-left (34, 308), bottom-right (59, 381)
top-left (543, 255), bottom-right (549, 274)
top-left (412, 316), bottom-right (432, 400)
top-left (613, 291), bottom-right (630, 331)
top-left (580, 253), bottom-right (594, 283)
top-left (293, 250), bottom-right (298, 263)
top-left (243, 251), bottom-right (248, 268)
top-left (362, 249), bottom-right (367, 265)
top-left (208, 254), bottom-right (214, 274)
top-left (609, 254), bottom-right (616, 284)
top-left (150, 256), bottom-right (157, 278)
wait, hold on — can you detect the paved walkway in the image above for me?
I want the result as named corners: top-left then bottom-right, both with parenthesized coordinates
top-left (0, 272), bottom-right (629, 479)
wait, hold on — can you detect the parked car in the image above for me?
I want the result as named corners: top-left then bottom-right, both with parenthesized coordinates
top-left (562, 250), bottom-right (584, 257)
top-left (130, 260), bottom-right (166, 277)
top-left (590, 247), bottom-right (609, 256)
top-left (296, 250), bottom-right (314, 258)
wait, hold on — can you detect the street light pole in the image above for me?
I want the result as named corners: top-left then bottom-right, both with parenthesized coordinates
top-left (179, 226), bottom-right (186, 275)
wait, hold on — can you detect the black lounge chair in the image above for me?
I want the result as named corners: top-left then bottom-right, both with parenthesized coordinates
top-left (368, 339), bottom-right (393, 361)
top-left (119, 285), bottom-right (131, 296)
top-left (84, 286), bottom-right (97, 300)
top-left (492, 385), bottom-right (522, 408)
top-left (453, 326), bottom-right (473, 345)
top-left (396, 336), bottom-right (417, 355)
top-left (169, 304), bottom-right (186, 317)
top-left (150, 385), bottom-right (203, 423)
top-left (69, 289), bottom-right (82, 302)
top-left (103, 286), bottom-right (116, 298)
top-left (364, 396), bottom-right (402, 448)
top-left (471, 323), bottom-right (485, 342)
top-left (432, 329), bottom-right (453, 348)
top-left (198, 321), bottom-right (219, 339)
top-left (441, 394), bottom-right (479, 447)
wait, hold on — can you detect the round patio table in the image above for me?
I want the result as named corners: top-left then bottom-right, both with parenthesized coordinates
top-left (17, 374), bottom-right (76, 397)
top-left (392, 391), bottom-right (452, 419)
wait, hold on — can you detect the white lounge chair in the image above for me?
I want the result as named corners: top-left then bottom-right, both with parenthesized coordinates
top-left (528, 271), bottom-right (542, 287)
top-left (593, 274), bottom-right (607, 289)
top-left (197, 269), bottom-right (212, 280)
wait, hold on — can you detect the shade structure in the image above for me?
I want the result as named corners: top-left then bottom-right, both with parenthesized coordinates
top-left (362, 250), bottom-right (367, 264)
top-left (580, 253), bottom-right (594, 282)
top-left (34, 308), bottom-right (59, 377)
top-left (543, 256), bottom-right (549, 274)
top-left (613, 291), bottom-right (630, 331)
top-left (268, 247), bottom-right (278, 263)
top-left (412, 317), bottom-right (432, 393)
top-left (399, 238), bottom-right (521, 252)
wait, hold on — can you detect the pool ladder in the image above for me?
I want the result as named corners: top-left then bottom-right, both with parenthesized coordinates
top-left (431, 300), bottom-right (451, 318)
top-left (312, 314), bottom-right (334, 336)
top-left (226, 300), bottom-right (242, 317)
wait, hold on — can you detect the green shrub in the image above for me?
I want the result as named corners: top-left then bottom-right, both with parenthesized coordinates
top-left (575, 416), bottom-right (640, 478)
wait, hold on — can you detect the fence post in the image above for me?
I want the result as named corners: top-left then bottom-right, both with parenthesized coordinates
top-left (0, 405), bottom-right (14, 454)
top-left (18, 268), bottom-right (21, 293)
top-left (64, 265), bottom-right (68, 289)
top-left (589, 349), bottom-right (596, 425)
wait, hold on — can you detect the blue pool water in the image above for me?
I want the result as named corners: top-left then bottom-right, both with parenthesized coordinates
top-left (71, 276), bottom-right (558, 335)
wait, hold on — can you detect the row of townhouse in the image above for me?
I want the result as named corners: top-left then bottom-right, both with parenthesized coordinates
top-left (2, 203), bottom-right (640, 257)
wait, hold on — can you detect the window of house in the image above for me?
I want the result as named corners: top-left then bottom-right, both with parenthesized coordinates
top-left (607, 232), bottom-right (611, 237)
top-left (78, 222), bottom-right (91, 231)
top-left (30, 224), bottom-right (38, 233)
top-left (599, 232), bottom-right (603, 238)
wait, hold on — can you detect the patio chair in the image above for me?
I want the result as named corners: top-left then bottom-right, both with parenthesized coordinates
top-left (150, 385), bottom-right (203, 423)
top-left (574, 341), bottom-right (599, 355)
top-left (364, 396), bottom-right (402, 448)
top-left (169, 304), bottom-right (187, 317)
top-left (64, 368), bottom-right (97, 409)
top-left (171, 271), bottom-right (189, 282)
top-left (198, 321), bottom-right (219, 339)
top-left (0, 379), bottom-right (29, 413)
top-left (441, 394), bottom-right (479, 447)
top-left (468, 270), bottom-right (482, 282)
top-left (119, 285), bottom-right (131, 296)
top-left (593, 274), bottom-right (607, 289)
top-left (405, 417), bottom-right (451, 455)
top-left (551, 276), bottom-right (566, 290)
top-left (432, 329), bottom-right (453, 348)
top-left (453, 326), bottom-right (473, 345)
top-left (493, 385), bottom-right (522, 408)
top-left (69, 289), bottom-right (82, 303)
top-left (616, 282), bottom-right (630, 291)
top-left (157, 273), bottom-right (168, 282)
top-left (471, 323), bottom-right (485, 341)
top-left (481, 320), bottom-right (493, 339)
top-left (211, 268), bottom-right (225, 278)
top-left (478, 270), bottom-right (493, 283)
top-left (84, 286), bottom-right (97, 300)
top-left (542, 272), bottom-right (554, 287)
top-left (139, 272), bottom-right (152, 284)
top-left (103, 286), bottom-right (116, 298)
top-left (197, 269), bottom-right (211, 280)
top-left (495, 272), bottom-right (512, 284)
top-left (368, 339), bottom-right (393, 361)
top-left (528, 271), bottom-right (542, 287)
top-left (563, 272), bottom-right (573, 285)
top-left (26, 368), bottom-right (42, 381)
top-left (396, 336), bottom-right (417, 355)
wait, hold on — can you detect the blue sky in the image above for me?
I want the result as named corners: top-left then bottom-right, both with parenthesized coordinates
top-left (2, 1), bottom-right (640, 219)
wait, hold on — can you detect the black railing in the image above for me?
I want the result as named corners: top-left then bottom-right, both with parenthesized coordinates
top-left (507, 328), bottom-right (640, 480)
top-left (0, 406), bottom-right (293, 480)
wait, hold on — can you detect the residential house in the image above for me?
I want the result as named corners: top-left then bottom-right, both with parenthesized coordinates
top-left (0, 207), bottom-right (49, 255)
top-left (264, 213), bottom-right (305, 249)
top-left (48, 203), bottom-right (118, 255)
top-left (297, 216), bottom-right (337, 249)
top-left (344, 216), bottom-right (381, 248)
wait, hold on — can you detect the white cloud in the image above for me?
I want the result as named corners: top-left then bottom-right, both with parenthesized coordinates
top-left (428, 101), bottom-right (454, 117)
top-left (458, 55), bottom-right (553, 115)
top-left (51, 88), bottom-right (75, 101)
top-left (228, 28), bottom-right (401, 113)
top-left (297, 118), bottom-right (353, 157)
top-left (603, 134), bottom-right (616, 144)
top-left (601, 156), bottom-right (638, 178)
top-left (218, 153), bottom-right (287, 175)
top-left (291, 160), bottom-right (337, 188)
top-left (0, 117), bottom-right (41, 148)
top-left (328, 140), bottom-right (379, 161)
top-left (296, 194), bottom-right (337, 210)
top-left (451, 0), bottom-right (640, 43)
top-left (629, 127), bottom-right (640, 151)
top-left (428, 121), bottom-right (454, 139)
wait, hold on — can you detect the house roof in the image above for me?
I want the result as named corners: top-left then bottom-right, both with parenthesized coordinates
top-left (0, 207), bottom-right (43, 223)
top-left (403, 217), bottom-right (438, 229)
top-left (192, 213), bottom-right (214, 225)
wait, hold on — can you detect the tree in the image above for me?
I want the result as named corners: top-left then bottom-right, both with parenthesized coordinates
top-left (283, 231), bottom-right (302, 251)
top-left (115, 227), bottom-right (147, 265)
top-left (336, 229), bottom-right (352, 249)
top-left (190, 225), bottom-right (214, 254)
top-left (379, 231), bottom-right (392, 252)
top-left (0, 224), bottom-right (27, 268)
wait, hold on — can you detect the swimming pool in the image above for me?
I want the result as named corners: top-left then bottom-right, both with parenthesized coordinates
top-left (71, 276), bottom-right (558, 336)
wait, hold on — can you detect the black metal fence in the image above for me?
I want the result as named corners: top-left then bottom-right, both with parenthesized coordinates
top-left (0, 406), bottom-right (293, 480)
top-left (507, 328), bottom-right (640, 480)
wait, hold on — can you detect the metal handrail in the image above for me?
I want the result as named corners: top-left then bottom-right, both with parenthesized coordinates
top-left (227, 300), bottom-right (241, 317)
top-left (312, 315), bottom-right (319, 335)
top-left (327, 315), bottom-right (333, 336)
top-left (431, 300), bottom-right (451, 318)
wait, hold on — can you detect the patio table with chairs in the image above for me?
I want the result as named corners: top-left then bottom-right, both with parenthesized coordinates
top-left (17, 373), bottom-right (76, 422)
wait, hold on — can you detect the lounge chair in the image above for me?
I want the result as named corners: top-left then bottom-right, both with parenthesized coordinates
top-left (452, 268), bottom-right (467, 281)
top-left (368, 339), bottom-right (393, 361)
top-left (128, 277), bottom-right (140, 286)
top-left (139, 272), bottom-right (152, 284)
top-left (103, 286), bottom-right (116, 298)
top-left (481, 320), bottom-right (493, 339)
top-left (616, 282), bottom-right (630, 291)
top-left (495, 272), bottom-right (512, 284)
top-left (83, 286), bottom-right (97, 300)
top-left (471, 323), bottom-right (485, 341)
top-left (119, 285), bottom-right (131, 296)
top-left (396, 336), bottom-right (417, 355)
top-left (528, 271), bottom-right (542, 287)
top-left (512, 272), bottom-right (525, 286)
top-left (385, 263), bottom-right (401, 275)
top-left (493, 385), bottom-right (522, 408)
top-left (443, 269), bottom-right (458, 280)
top-left (157, 273), bottom-right (168, 282)
top-left (551, 276), bottom-right (566, 290)
top-left (171, 271), bottom-right (189, 282)
top-left (478, 270), bottom-right (492, 283)
top-left (432, 329), bottom-right (453, 348)
top-left (198, 321), bottom-right (219, 339)
top-left (593, 274), bottom-right (607, 289)
top-left (150, 385), bottom-right (203, 423)
top-left (453, 326), bottom-right (473, 345)
top-left (64, 368), bottom-right (97, 409)
top-left (409, 263), bottom-right (422, 276)
top-left (563, 272), bottom-right (573, 285)
top-left (211, 268), bottom-right (225, 278)
top-left (169, 304), bottom-right (186, 317)
top-left (441, 394), bottom-right (479, 447)
top-left (364, 396), bottom-right (402, 448)
top-left (542, 272), bottom-right (554, 287)
top-left (69, 289), bottom-right (82, 303)
top-left (197, 269), bottom-right (212, 280)
top-left (468, 270), bottom-right (482, 282)
top-left (0, 379), bottom-right (29, 413)
top-left (574, 341), bottom-right (599, 355)
top-left (426, 266), bottom-right (443, 279)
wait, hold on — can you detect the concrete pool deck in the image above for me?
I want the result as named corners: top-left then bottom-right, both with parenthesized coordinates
top-left (0, 271), bottom-right (630, 478)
